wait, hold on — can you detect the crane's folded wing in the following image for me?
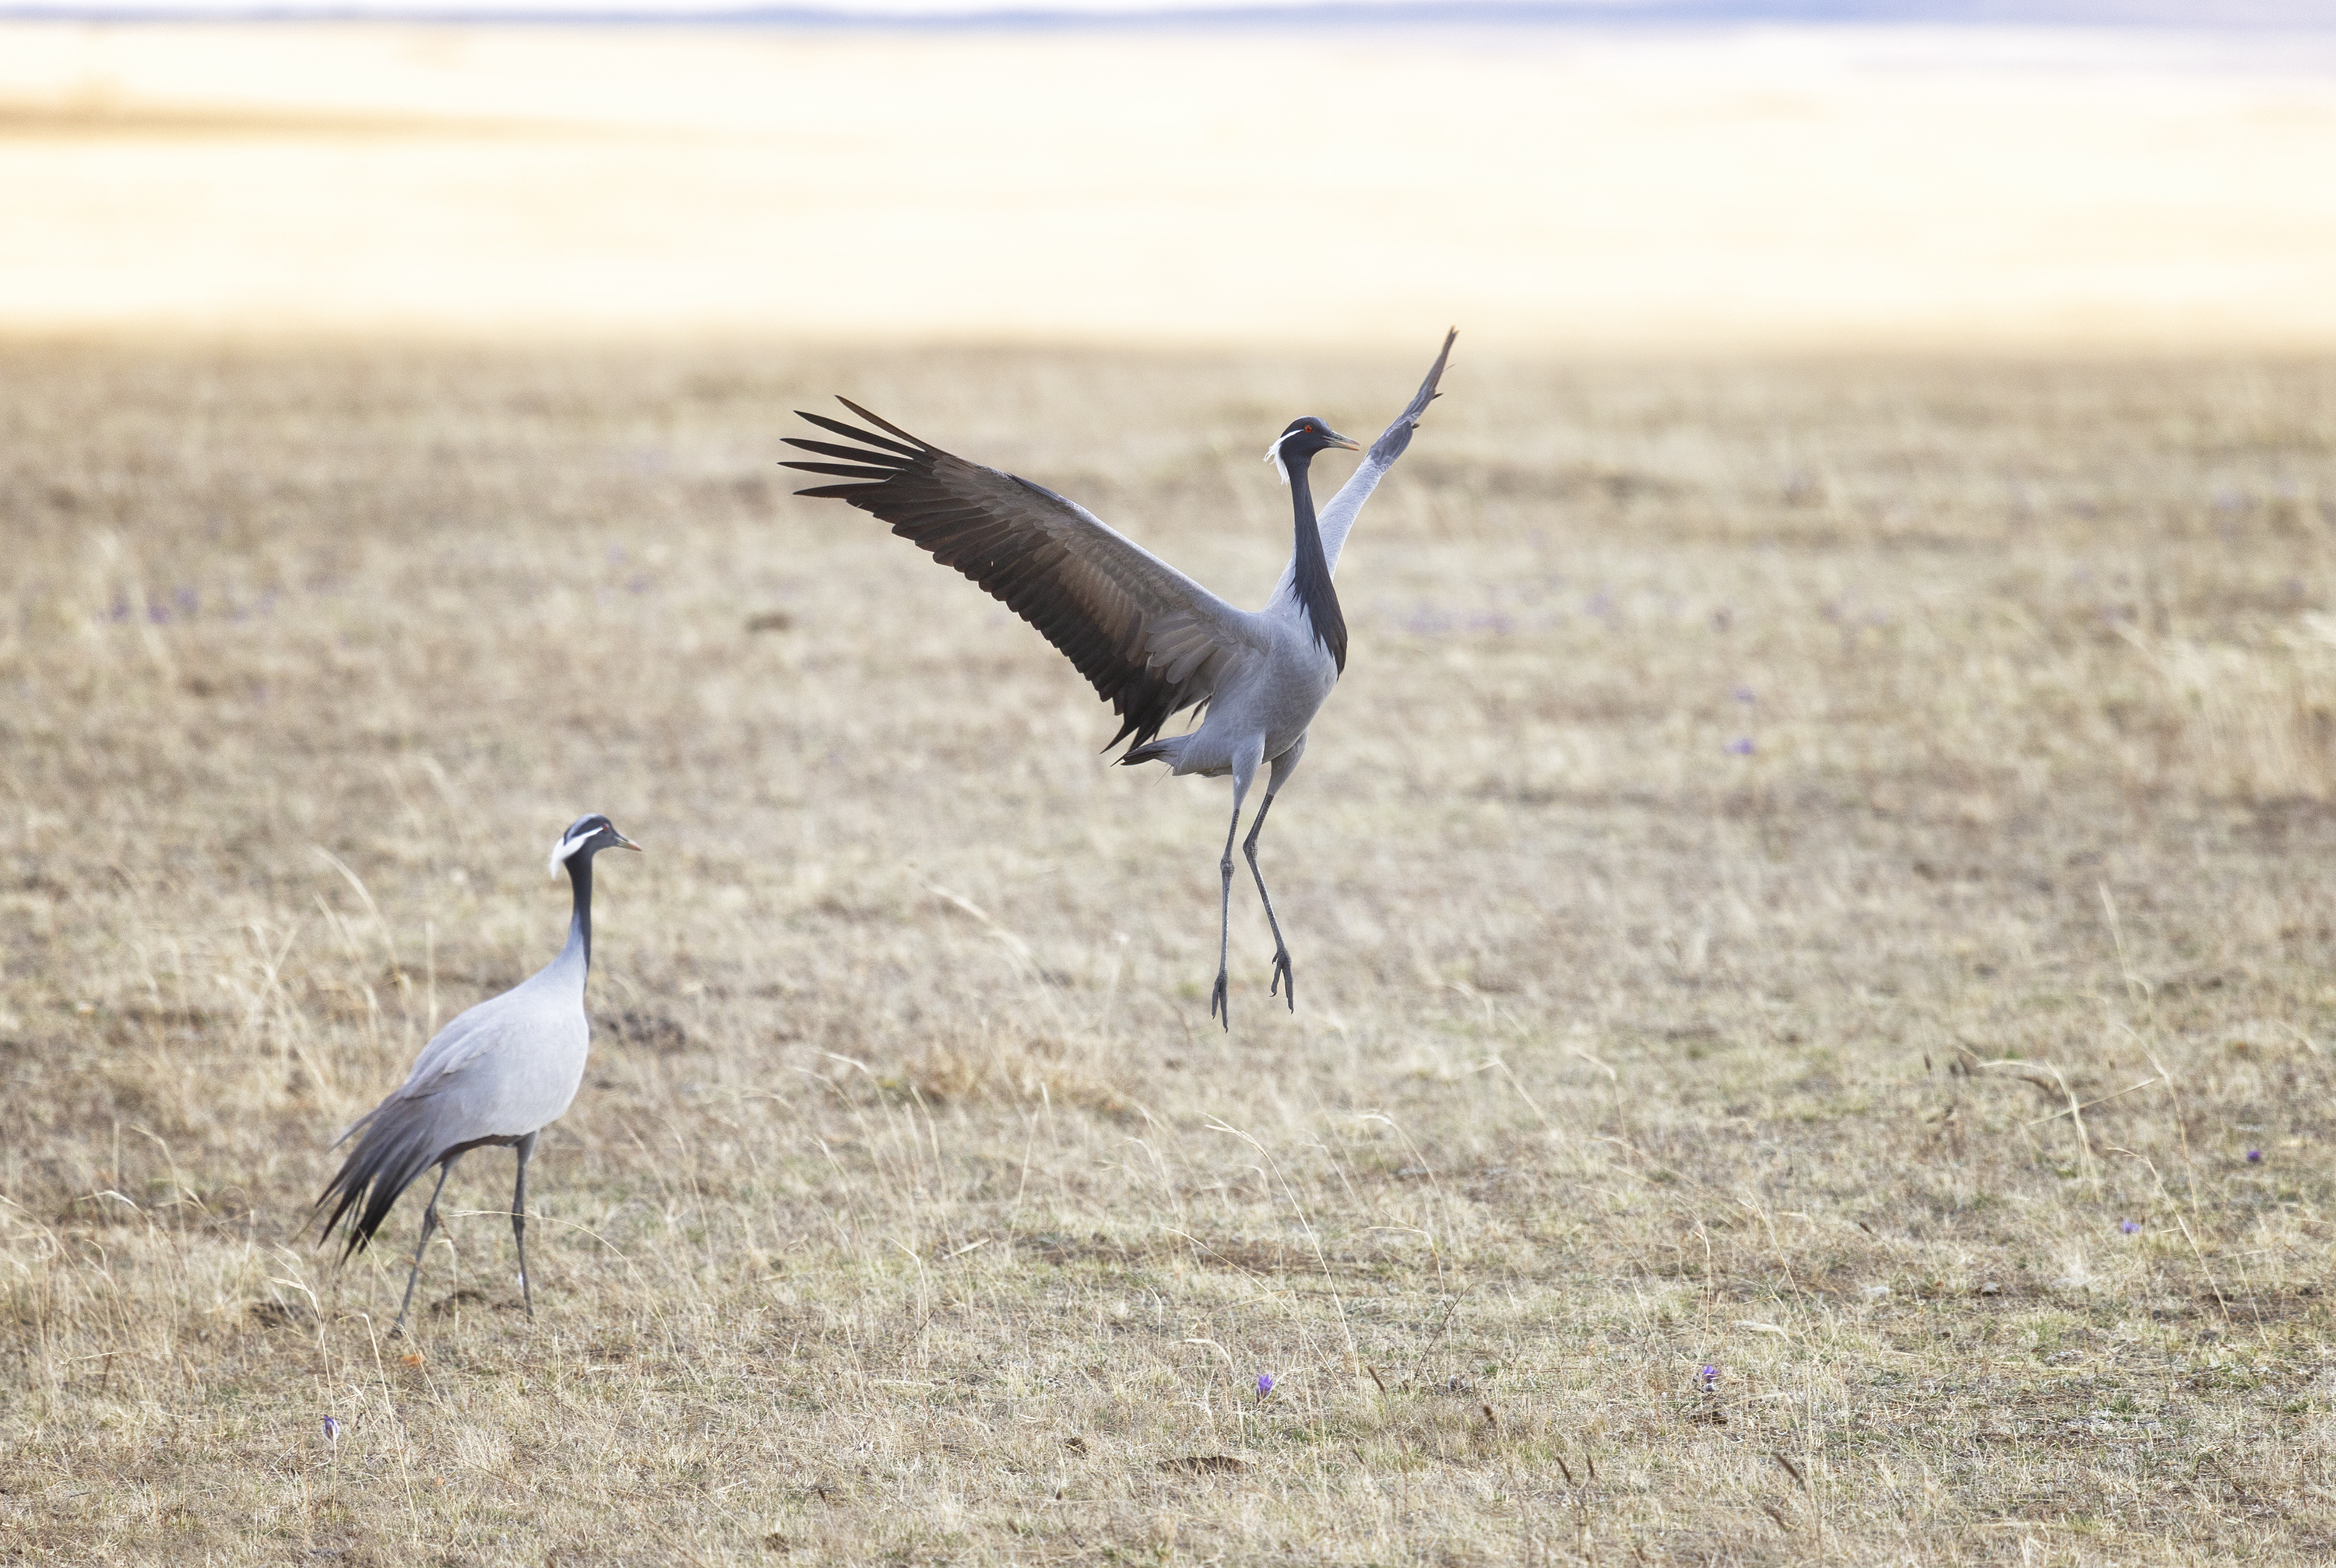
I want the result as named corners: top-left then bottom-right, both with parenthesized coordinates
top-left (387, 986), bottom-right (589, 1127)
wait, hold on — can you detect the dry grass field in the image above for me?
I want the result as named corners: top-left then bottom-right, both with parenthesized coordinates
top-left (5, 338), bottom-right (2336, 1565)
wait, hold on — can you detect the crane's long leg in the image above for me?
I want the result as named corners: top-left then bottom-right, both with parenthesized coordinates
top-left (1209, 800), bottom-right (1243, 1032)
top-left (392, 1157), bottom-right (459, 1336)
top-left (1243, 798), bottom-right (1293, 1010)
top-left (1243, 740), bottom-right (1307, 1012)
top-left (511, 1130), bottom-right (538, 1319)
top-left (1209, 747), bottom-right (1263, 1032)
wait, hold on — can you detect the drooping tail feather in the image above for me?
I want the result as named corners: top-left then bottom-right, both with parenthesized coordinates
top-left (1120, 734), bottom-right (1191, 769)
top-left (313, 1098), bottom-right (442, 1260)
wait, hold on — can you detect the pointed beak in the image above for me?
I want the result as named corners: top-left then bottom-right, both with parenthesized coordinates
top-left (1328, 430), bottom-right (1361, 451)
top-left (615, 832), bottom-right (643, 852)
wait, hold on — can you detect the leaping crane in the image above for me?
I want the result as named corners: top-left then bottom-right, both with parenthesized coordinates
top-left (783, 331), bottom-right (1455, 1028)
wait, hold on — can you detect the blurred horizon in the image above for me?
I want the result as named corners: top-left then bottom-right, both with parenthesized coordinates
top-left (4, 12), bottom-right (2332, 352)
top-left (5, 1), bottom-right (2334, 24)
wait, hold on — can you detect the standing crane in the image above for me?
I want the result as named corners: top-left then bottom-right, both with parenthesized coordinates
top-left (315, 813), bottom-right (639, 1331)
top-left (783, 331), bottom-right (1454, 1028)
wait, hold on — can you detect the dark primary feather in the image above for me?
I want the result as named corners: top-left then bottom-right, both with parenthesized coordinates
top-left (1369, 327), bottom-right (1456, 466)
top-left (314, 1100), bottom-right (442, 1260)
top-left (782, 400), bottom-right (1251, 754)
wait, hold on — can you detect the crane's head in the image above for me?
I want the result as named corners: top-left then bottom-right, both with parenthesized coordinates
top-left (1264, 417), bottom-right (1360, 486)
top-left (548, 813), bottom-right (642, 877)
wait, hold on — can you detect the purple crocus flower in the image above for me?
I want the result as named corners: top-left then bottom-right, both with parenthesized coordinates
top-left (1697, 1364), bottom-right (1719, 1391)
top-left (2246, 1149), bottom-right (2263, 1163)
top-left (1726, 737), bottom-right (1754, 757)
top-left (322, 1415), bottom-right (341, 1443)
top-left (1255, 1373), bottom-right (1275, 1399)
top-left (2120, 1219), bottom-right (2141, 1235)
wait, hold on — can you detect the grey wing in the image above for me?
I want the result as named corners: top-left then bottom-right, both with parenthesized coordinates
top-left (389, 993), bottom-right (508, 1102)
top-left (395, 985), bottom-right (585, 1127)
top-left (1282, 328), bottom-right (1456, 592)
top-left (783, 400), bottom-right (1264, 755)
top-left (312, 1005), bottom-right (504, 1257)
top-left (315, 974), bottom-right (586, 1257)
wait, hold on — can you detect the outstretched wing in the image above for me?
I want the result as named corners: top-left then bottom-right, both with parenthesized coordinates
top-left (783, 400), bottom-right (1263, 754)
top-left (1279, 328), bottom-right (1456, 596)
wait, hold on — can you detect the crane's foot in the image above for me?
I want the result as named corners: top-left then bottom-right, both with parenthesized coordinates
top-left (1209, 966), bottom-right (1231, 1032)
top-left (1269, 947), bottom-right (1295, 1012)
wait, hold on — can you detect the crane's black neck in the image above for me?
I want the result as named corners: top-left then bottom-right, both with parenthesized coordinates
top-left (1286, 452), bottom-right (1349, 673)
top-left (565, 852), bottom-right (596, 969)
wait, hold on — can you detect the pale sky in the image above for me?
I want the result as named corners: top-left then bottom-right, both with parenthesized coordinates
top-left (2, 0), bottom-right (2324, 20)
top-left (10, 0), bottom-right (1458, 13)
top-left (17, 0), bottom-right (1556, 12)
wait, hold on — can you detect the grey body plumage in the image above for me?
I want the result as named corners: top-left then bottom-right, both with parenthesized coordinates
top-left (783, 331), bottom-right (1455, 1028)
top-left (315, 813), bottom-right (639, 1331)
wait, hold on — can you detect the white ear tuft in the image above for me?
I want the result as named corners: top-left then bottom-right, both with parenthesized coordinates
top-left (549, 823), bottom-right (593, 877)
top-left (1263, 430), bottom-right (1293, 487)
